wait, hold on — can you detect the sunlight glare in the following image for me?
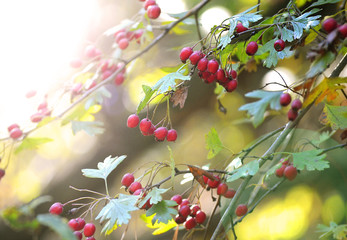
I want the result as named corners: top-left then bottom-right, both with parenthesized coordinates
top-left (200, 7), bottom-right (231, 33)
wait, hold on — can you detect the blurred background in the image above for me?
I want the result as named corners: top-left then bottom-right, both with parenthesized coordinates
top-left (0, 0), bottom-right (346, 239)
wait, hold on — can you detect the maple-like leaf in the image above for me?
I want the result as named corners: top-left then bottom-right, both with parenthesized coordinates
top-left (146, 200), bottom-right (177, 224)
top-left (205, 128), bottom-right (223, 159)
top-left (291, 149), bottom-right (329, 171)
top-left (226, 160), bottom-right (259, 182)
top-left (82, 155), bottom-right (126, 180)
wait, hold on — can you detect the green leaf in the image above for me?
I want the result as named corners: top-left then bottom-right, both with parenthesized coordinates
top-left (140, 214), bottom-right (177, 235)
top-left (14, 137), bottom-right (53, 154)
top-left (96, 194), bottom-right (139, 234)
top-left (152, 71), bottom-right (190, 94)
top-left (167, 146), bottom-right (176, 189)
top-left (71, 121), bottom-right (104, 136)
top-left (324, 104), bottom-right (347, 130)
top-left (239, 90), bottom-right (282, 127)
top-left (139, 188), bottom-right (170, 208)
top-left (227, 160), bottom-right (259, 182)
top-left (137, 85), bottom-right (156, 114)
top-left (311, 131), bottom-right (333, 146)
top-left (317, 221), bottom-right (347, 239)
top-left (206, 128), bottom-right (223, 159)
top-left (146, 200), bottom-right (178, 224)
top-left (291, 149), bottom-right (329, 171)
top-left (37, 214), bottom-right (75, 240)
top-left (82, 155), bottom-right (126, 180)
top-left (306, 51), bottom-right (336, 78)
top-left (281, 27), bottom-right (295, 42)
top-left (307, 0), bottom-right (341, 9)
top-left (85, 86), bottom-right (111, 110)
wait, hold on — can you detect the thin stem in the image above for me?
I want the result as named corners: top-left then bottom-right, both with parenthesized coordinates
top-left (194, 13), bottom-right (204, 48)
top-left (319, 143), bottom-right (347, 155)
top-left (104, 179), bottom-right (110, 196)
top-left (69, 186), bottom-right (107, 197)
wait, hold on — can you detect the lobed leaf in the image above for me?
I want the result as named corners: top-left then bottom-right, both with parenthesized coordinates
top-left (291, 149), bottom-right (329, 171)
top-left (15, 137), bottom-right (53, 154)
top-left (324, 103), bottom-right (347, 130)
top-left (205, 128), bottom-right (223, 159)
top-left (140, 214), bottom-right (177, 235)
top-left (227, 160), bottom-right (259, 182)
top-left (146, 200), bottom-right (178, 225)
top-left (82, 155), bottom-right (126, 180)
top-left (137, 85), bottom-right (156, 114)
top-left (139, 188), bottom-right (170, 208)
top-left (37, 214), bottom-right (75, 240)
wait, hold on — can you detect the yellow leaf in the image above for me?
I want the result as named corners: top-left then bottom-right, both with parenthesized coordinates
top-left (105, 223), bottom-right (118, 235)
top-left (140, 214), bottom-right (177, 235)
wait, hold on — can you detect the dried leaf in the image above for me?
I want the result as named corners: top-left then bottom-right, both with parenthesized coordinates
top-left (187, 165), bottom-right (216, 188)
top-left (170, 86), bottom-right (188, 108)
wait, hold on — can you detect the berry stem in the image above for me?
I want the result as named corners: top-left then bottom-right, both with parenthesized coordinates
top-left (69, 185), bottom-right (107, 197)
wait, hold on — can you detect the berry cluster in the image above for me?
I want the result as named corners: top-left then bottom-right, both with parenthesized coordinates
top-left (279, 93), bottom-right (302, 121)
top-left (30, 99), bottom-right (52, 123)
top-left (275, 159), bottom-right (298, 181)
top-left (141, 0), bottom-right (161, 19)
top-left (7, 123), bottom-right (23, 140)
top-left (203, 175), bottom-right (236, 199)
top-left (322, 18), bottom-right (347, 38)
top-left (127, 114), bottom-right (178, 142)
top-left (179, 47), bottom-right (239, 92)
top-left (114, 28), bottom-right (143, 50)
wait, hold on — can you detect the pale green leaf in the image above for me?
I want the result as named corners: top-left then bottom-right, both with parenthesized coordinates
top-left (137, 85), bottom-right (155, 114)
top-left (152, 71), bottom-right (190, 94)
top-left (206, 128), bottom-right (223, 159)
top-left (37, 214), bottom-right (75, 240)
top-left (227, 160), bottom-right (259, 182)
top-left (82, 155), bottom-right (126, 180)
top-left (15, 137), bottom-right (53, 154)
top-left (291, 149), bottom-right (329, 171)
top-left (306, 51), bottom-right (336, 78)
top-left (139, 188), bottom-right (169, 208)
top-left (167, 146), bottom-right (176, 189)
top-left (307, 0), bottom-right (341, 9)
top-left (324, 104), bottom-right (347, 130)
top-left (71, 121), bottom-right (104, 136)
top-left (146, 200), bottom-right (177, 224)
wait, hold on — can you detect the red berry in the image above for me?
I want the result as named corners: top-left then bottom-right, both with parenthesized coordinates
top-left (147, 5), bottom-right (161, 19)
top-left (189, 51), bottom-right (204, 65)
top-left (197, 58), bottom-right (208, 72)
top-left (291, 99), bottom-right (302, 111)
top-left (284, 165), bottom-right (297, 181)
top-left (171, 194), bottom-right (183, 205)
top-left (166, 129), bottom-right (177, 142)
top-left (73, 231), bottom-right (82, 240)
top-left (85, 79), bottom-right (97, 90)
top-left (144, 0), bottom-right (156, 10)
top-left (235, 204), bottom-right (248, 217)
top-left (280, 93), bottom-right (292, 106)
top-left (228, 70), bottom-right (237, 80)
top-left (134, 29), bottom-right (144, 43)
top-left (216, 69), bottom-right (227, 83)
top-left (205, 73), bottom-right (216, 84)
top-left (72, 83), bottom-right (83, 95)
top-left (184, 217), bottom-right (197, 230)
top-left (217, 183), bottom-right (228, 195)
top-left (31, 113), bottom-right (43, 123)
top-left (86, 237), bottom-right (96, 240)
top-left (0, 169), bottom-right (5, 181)
top-left (139, 118), bottom-right (152, 133)
top-left (49, 202), bottom-right (63, 215)
top-left (223, 188), bottom-right (236, 198)
top-left (236, 22), bottom-right (248, 33)
top-left (207, 59), bottom-right (219, 74)
top-left (225, 80), bottom-right (238, 92)
top-left (181, 199), bottom-right (190, 206)
top-left (127, 114), bottom-right (140, 128)
top-left (121, 173), bottom-right (135, 187)
top-left (275, 165), bottom-right (286, 178)
top-left (9, 128), bottom-right (23, 139)
top-left (190, 205), bottom-right (200, 217)
top-left (179, 205), bottom-right (191, 218)
top-left (322, 18), bottom-right (337, 33)
top-left (7, 123), bottom-right (20, 132)
top-left (83, 223), bottom-right (96, 237)
top-left (101, 70), bottom-right (112, 81)
top-left (338, 24), bottom-right (347, 38)
top-left (142, 124), bottom-right (156, 136)
top-left (118, 38), bottom-right (129, 50)
top-left (175, 214), bottom-right (186, 224)
top-left (70, 59), bottom-right (83, 68)
top-left (154, 127), bottom-right (168, 141)
top-left (180, 47), bottom-right (193, 63)
top-left (207, 175), bottom-right (220, 189)
top-left (114, 73), bottom-right (125, 85)
top-left (85, 45), bottom-right (97, 58)
top-left (195, 210), bottom-right (206, 224)
top-left (128, 181), bottom-right (142, 194)
top-left (76, 218), bottom-right (85, 230)
top-left (281, 159), bottom-right (290, 166)
top-left (68, 219), bottom-right (80, 231)
top-left (274, 39), bottom-right (285, 51)
top-left (287, 109), bottom-right (298, 121)
top-left (115, 32), bottom-right (127, 43)
top-left (246, 41), bottom-right (258, 56)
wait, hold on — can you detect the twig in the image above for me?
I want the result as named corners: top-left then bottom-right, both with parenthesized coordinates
top-left (319, 143), bottom-right (347, 155)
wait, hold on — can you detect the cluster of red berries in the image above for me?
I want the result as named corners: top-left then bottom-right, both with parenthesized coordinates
top-left (280, 93), bottom-right (302, 121)
top-left (179, 47), bottom-right (239, 92)
top-left (114, 28), bottom-right (144, 50)
top-left (171, 195), bottom-right (206, 230)
top-left (70, 45), bottom-right (102, 69)
top-left (322, 18), bottom-right (347, 38)
top-left (275, 159), bottom-right (298, 181)
top-left (7, 123), bottom-right (23, 140)
top-left (203, 175), bottom-right (237, 198)
top-left (127, 114), bottom-right (178, 142)
top-left (139, 0), bottom-right (161, 19)
top-left (30, 99), bottom-right (52, 123)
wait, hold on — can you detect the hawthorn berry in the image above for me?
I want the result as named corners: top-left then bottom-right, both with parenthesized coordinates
top-left (0, 169), bottom-right (5, 180)
top-left (179, 205), bottom-right (191, 218)
top-left (115, 31), bottom-right (127, 43)
top-left (205, 73), bottom-right (216, 84)
top-left (184, 217), bottom-right (197, 230)
top-left (280, 93), bottom-right (292, 106)
top-left (134, 29), bottom-right (144, 43)
top-left (180, 199), bottom-right (190, 206)
top-left (72, 83), bottom-right (83, 95)
top-left (197, 57), bottom-right (208, 71)
top-left (31, 113), bottom-right (43, 123)
top-left (142, 124), bottom-right (156, 136)
top-left (236, 22), bottom-right (248, 33)
top-left (225, 80), bottom-right (238, 92)
top-left (189, 51), bottom-right (204, 65)
top-left (281, 159), bottom-right (290, 165)
top-left (246, 41), bottom-right (258, 56)
top-left (287, 109), bottom-right (298, 121)
top-left (235, 204), bottom-right (248, 217)
top-left (179, 47), bottom-right (193, 63)
top-left (175, 214), bottom-right (186, 224)
top-left (338, 24), bottom-right (347, 38)
top-left (128, 181), bottom-right (142, 194)
top-left (70, 59), bottom-right (83, 68)
top-left (207, 175), bottom-right (220, 189)
top-left (291, 99), bottom-right (302, 111)
top-left (171, 194), bottom-right (183, 205)
top-left (274, 39), bottom-right (285, 51)
top-left (154, 127), bottom-right (168, 141)
top-left (68, 219), bottom-right (80, 231)
top-left (86, 237), bottom-right (96, 240)
top-left (147, 5), bottom-right (161, 19)
top-left (9, 128), bottom-right (23, 139)
top-left (114, 73), bottom-right (125, 85)
top-left (322, 18), bottom-right (337, 33)
top-left (207, 59), bottom-right (219, 74)
top-left (127, 114), bottom-right (139, 128)
top-left (118, 38), bottom-right (129, 50)
top-left (217, 183), bottom-right (228, 195)
top-left (167, 129), bottom-right (177, 142)
top-left (139, 118), bottom-right (152, 133)
top-left (49, 202), bottom-right (63, 215)
top-left (195, 210), bottom-right (206, 224)
top-left (216, 69), bottom-right (227, 83)
top-left (284, 165), bottom-right (297, 181)
top-left (85, 45), bottom-right (97, 58)
top-left (275, 165), bottom-right (286, 178)
top-left (101, 70), bottom-right (112, 81)
top-left (190, 205), bottom-right (200, 217)
top-left (76, 218), bottom-right (85, 230)
top-left (83, 223), bottom-right (96, 237)
top-left (73, 231), bottom-right (83, 240)
top-left (144, 0), bottom-right (156, 10)
top-left (121, 173), bottom-right (135, 187)
top-left (223, 188), bottom-right (236, 199)
top-left (7, 123), bottom-right (20, 132)
top-left (229, 70), bottom-right (237, 80)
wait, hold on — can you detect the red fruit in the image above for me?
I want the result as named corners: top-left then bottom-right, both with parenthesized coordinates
top-left (85, 45), bottom-right (97, 58)
top-left (195, 210), bottom-right (206, 224)
top-left (235, 204), bottom-right (248, 217)
top-left (236, 22), bottom-right (248, 33)
top-left (72, 83), bottom-right (83, 95)
top-left (284, 165), bottom-right (297, 181)
top-left (86, 237), bottom-right (96, 240)
top-left (184, 217), bottom-right (197, 230)
top-left (217, 183), bottom-right (228, 195)
top-left (154, 127), bottom-right (168, 141)
top-left (225, 80), bottom-right (238, 92)
top-left (228, 70), bottom-right (237, 80)
top-left (70, 59), bottom-right (83, 68)
top-left (121, 173), bottom-right (135, 187)
top-left (189, 51), bottom-right (204, 65)
top-left (0, 169), bottom-right (5, 180)
top-left (322, 18), bottom-right (337, 33)
top-left (200, 71), bottom-right (210, 81)
top-left (127, 114), bottom-right (140, 128)
top-left (25, 90), bottom-right (37, 98)
top-left (31, 113), bottom-right (43, 123)
top-left (275, 165), bottom-right (286, 178)
top-left (175, 214), bottom-right (186, 224)
top-left (274, 39), bottom-right (285, 52)
top-left (115, 32), bottom-right (127, 43)
top-left (223, 188), bottom-right (236, 198)
top-left (197, 58), bottom-right (208, 71)
top-left (179, 47), bottom-right (193, 63)
top-left (101, 70), bottom-right (112, 81)
top-left (205, 73), bottom-right (216, 84)
top-left (49, 202), bottom-right (63, 215)
top-left (181, 199), bottom-right (190, 206)
top-left (281, 159), bottom-right (290, 165)
top-left (85, 79), bottom-right (97, 90)
top-left (7, 123), bottom-right (20, 132)
top-left (207, 175), bottom-right (220, 189)
top-left (190, 205), bottom-right (200, 217)
top-left (338, 24), bottom-right (347, 38)
top-left (68, 219), bottom-right (79, 231)
top-left (134, 29), bottom-right (144, 43)
top-left (10, 128), bottom-right (23, 139)
top-left (144, 0), bottom-right (156, 10)
top-left (73, 231), bottom-right (82, 240)
top-left (83, 223), bottom-right (96, 237)
top-left (207, 59), bottom-right (219, 74)
top-left (142, 124), bottom-right (156, 136)
top-left (280, 93), bottom-right (292, 106)
top-left (118, 38), bottom-right (129, 50)
top-left (171, 194), bottom-right (182, 205)
top-left (76, 218), bottom-right (85, 230)
top-left (147, 5), bottom-right (161, 19)
top-left (139, 118), bottom-right (152, 133)
top-left (114, 73), bottom-right (125, 85)
top-left (167, 129), bottom-right (177, 142)
top-left (291, 99), bottom-right (302, 111)
top-left (203, 175), bottom-right (208, 184)
top-left (287, 109), bottom-right (298, 121)
top-left (179, 205), bottom-right (191, 217)
top-left (216, 69), bottom-right (227, 83)
top-left (128, 181), bottom-right (142, 194)
top-left (246, 41), bottom-right (258, 56)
